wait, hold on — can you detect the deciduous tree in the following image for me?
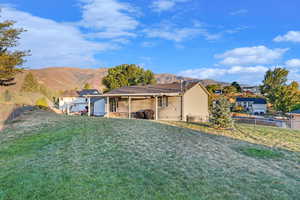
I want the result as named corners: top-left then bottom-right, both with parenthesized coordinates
top-left (223, 85), bottom-right (237, 94)
top-left (102, 64), bottom-right (156, 91)
top-left (273, 81), bottom-right (300, 113)
top-left (260, 68), bottom-right (300, 113)
top-left (206, 84), bottom-right (221, 94)
top-left (231, 81), bottom-right (242, 93)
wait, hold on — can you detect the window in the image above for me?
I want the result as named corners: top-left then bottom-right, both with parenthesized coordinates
top-left (110, 98), bottom-right (118, 112)
top-left (158, 96), bottom-right (168, 108)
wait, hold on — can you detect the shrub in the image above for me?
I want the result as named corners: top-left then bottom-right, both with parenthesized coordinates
top-left (144, 109), bottom-right (154, 119)
top-left (210, 97), bottom-right (234, 129)
top-left (135, 109), bottom-right (154, 119)
top-left (35, 97), bottom-right (48, 109)
top-left (233, 105), bottom-right (244, 112)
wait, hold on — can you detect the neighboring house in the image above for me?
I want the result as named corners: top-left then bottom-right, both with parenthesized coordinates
top-left (236, 97), bottom-right (267, 114)
top-left (59, 89), bottom-right (104, 115)
top-left (287, 109), bottom-right (300, 129)
top-left (241, 86), bottom-right (261, 95)
top-left (214, 89), bottom-right (223, 95)
top-left (102, 82), bottom-right (210, 121)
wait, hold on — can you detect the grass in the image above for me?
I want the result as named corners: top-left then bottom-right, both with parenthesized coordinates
top-left (161, 121), bottom-right (300, 152)
top-left (0, 110), bottom-right (299, 200)
top-left (238, 147), bottom-right (283, 159)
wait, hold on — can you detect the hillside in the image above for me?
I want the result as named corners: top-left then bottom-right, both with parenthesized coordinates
top-left (0, 67), bottom-right (228, 93)
top-left (0, 110), bottom-right (299, 200)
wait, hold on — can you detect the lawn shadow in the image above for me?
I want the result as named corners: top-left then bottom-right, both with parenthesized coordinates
top-left (0, 104), bottom-right (38, 131)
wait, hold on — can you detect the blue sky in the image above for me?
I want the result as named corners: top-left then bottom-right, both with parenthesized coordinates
top-left (1, 0), bottom-right (300, 85)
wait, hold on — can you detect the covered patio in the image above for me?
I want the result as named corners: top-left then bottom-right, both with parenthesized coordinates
top-left (103, 93), bottom-right (181, 120)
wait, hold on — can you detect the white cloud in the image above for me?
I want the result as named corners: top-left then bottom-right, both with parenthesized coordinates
top-left (178, 65), bottom-right (269, 84)
top-left (230, 9), bottom-right (248, 16)
top-left (151, 0), bottom-right (175, 11)
top-left (78, 0), bottom-right (139, 39)
top-left (179, 66), bottom-right (268, 79)
top-left (285, 59), bottom-right (300, 68)
top-left (151, 0), bottom-right (189, 12)
top-left (215, 46), bottom-right (288, 66)
top-left (224, 26), bottom-right (250, 34)
top-left (1, 6), bottom-right (116, 68)
top-left (143, 22), bottom-right (220, 42)
top-left (227, 66), bottom-right (268, 74)
top-left (141, 42), bottom-right (156, 47)
top-left (274, 31), bottom-right (300, 43)
top-left (179, 68), bottom-right (226, 79)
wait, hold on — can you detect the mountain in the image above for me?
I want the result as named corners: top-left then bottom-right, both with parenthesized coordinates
top-left (156, 73), bottom-right (229, 87)
top-left (0, 67), bottom-right (229, 93)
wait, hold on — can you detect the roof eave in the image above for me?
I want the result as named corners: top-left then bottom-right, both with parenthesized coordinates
top-left (103, 92), bottom-right (181, 97)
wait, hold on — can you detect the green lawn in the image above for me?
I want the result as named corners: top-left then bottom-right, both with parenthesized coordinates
top-left (162, 121), bottom-right (300, 152)
top-left (0, 110), bottom-right (299, 200)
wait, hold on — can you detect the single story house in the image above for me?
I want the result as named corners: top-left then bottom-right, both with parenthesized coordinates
top-left (59, 89), bottom-right (104, 116)
top-left (287, 109), bottom-right (300, 129)
top-left (102, 81), bottom-right (210, 121)
top-left (236, 97), bottom-right (267, 115)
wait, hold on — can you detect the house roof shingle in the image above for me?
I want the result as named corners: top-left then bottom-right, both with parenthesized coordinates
top-left (78, 89), bottom-right (101, 96)
top-left (289, 109), bottom-right (300, 114)
top-left (61, 89), bottom-right (101, 97)
top-left (236, 97), bottom-right (267, 104)
top-left (105, 82), bottom-right (200, 95)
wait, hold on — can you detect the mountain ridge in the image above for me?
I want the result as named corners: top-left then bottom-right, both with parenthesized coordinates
top-left (0, 67), bottom-right (229, 93)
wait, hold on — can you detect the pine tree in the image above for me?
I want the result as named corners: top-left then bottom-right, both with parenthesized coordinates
top-left (21, 72), bottom-right (39, 92)
top-left (0, 19), bottom-right (29, 86)
top-left (210, 98), bottom-right (234, 129)
top-left (3, 89), bottom-right (12, 102)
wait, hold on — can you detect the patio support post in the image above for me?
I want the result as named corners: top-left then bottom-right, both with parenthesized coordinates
top-left (155, 96), bottom-right (158, 120)
top-left (106, 97), bottom-right (110, 118)
top-left (88, 97), bottom-right (91, 116)
top-left (67, 104), bottom-right (70, 115)
top-left (128, 96), bottom-right (131, 119)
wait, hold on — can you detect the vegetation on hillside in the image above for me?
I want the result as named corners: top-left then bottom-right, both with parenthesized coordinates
top-left (102, 64), bottom-right (156, 91)
top-left (3, 89), bottom-right (12, 102)
top-left (83, 82), bottom-right (92, 89)
top-left (0, 17), bottom-right (29, 86)
top-left (21, 72), bottom-right (40, 92)
top-left (18, 72), bottom-right (56, 103)
top-left (1, 110), bottom-right (299, 200)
